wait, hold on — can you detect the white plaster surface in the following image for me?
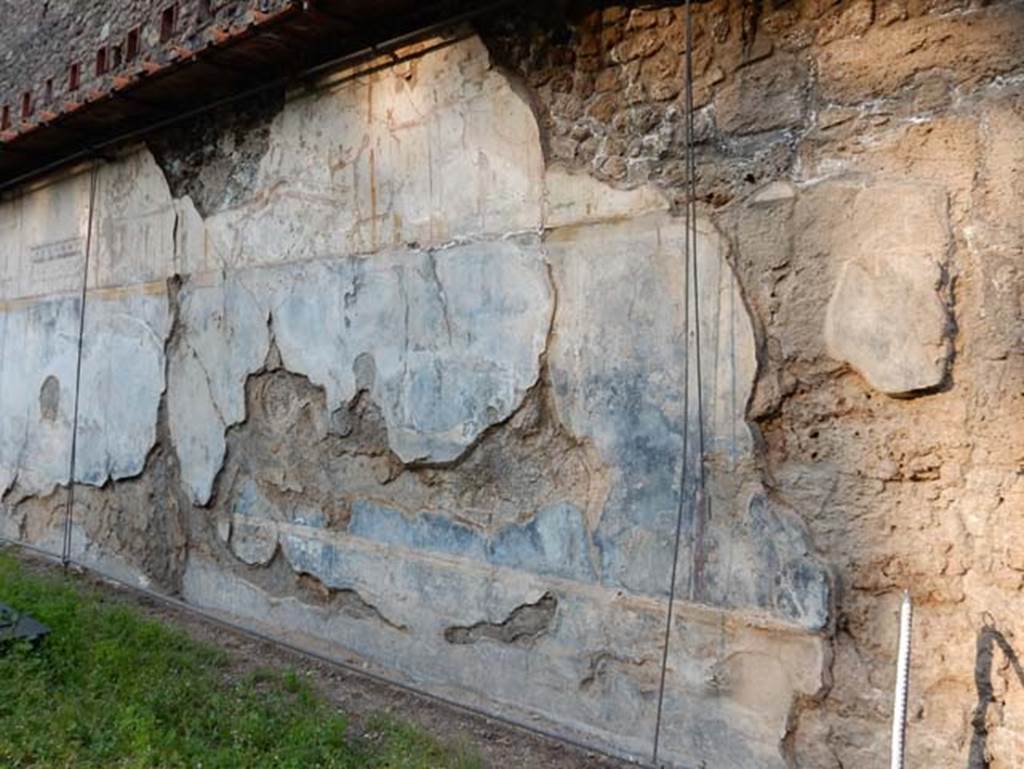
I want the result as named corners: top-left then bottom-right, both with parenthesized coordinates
top-left (204, 36), bottom-right (544, 270)
top-left (0, 289), bottom-right (169, 497)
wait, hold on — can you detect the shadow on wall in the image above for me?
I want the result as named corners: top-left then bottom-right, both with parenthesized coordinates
top-left (968, 617), bottom-right (1024, 769)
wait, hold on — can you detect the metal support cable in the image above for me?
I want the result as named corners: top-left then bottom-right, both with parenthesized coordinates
top-left (652, 2), bottom-right (702, 764)
top-left (61, 165), bottom-right (98, 568)
top-left (685, 1), bottom-right (709, 605)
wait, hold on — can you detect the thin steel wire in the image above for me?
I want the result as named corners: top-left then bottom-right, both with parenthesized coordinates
top-left (652, 2), bottom-right (698, 764)
top-left (62, 165), bottom-right (98, 568)
top-left (685, 0), bottom-right (708, 605)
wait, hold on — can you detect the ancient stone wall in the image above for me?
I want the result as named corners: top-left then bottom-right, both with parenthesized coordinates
top-left (1, 1), bottom-right (1022, 767)
top-left (478, 1), bottom-right (1024, 766)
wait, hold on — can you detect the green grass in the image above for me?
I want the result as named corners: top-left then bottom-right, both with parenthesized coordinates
top-left (0, 550), bottom-right (481, 769)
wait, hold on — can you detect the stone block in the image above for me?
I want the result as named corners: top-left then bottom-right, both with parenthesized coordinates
top-left (823, 182), bottom-right (951, 395)
top-left (816, 5), bottom-right (1024, 105)
top-left (715, 53), bottom-right (805, 136)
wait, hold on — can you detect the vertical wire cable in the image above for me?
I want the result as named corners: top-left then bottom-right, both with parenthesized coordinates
top-left (62, 165), bottom-right (98, 568)
top-left (685, 1), bottom-right (708, 604)
top-left (652, 2), bottom-right (695, 764)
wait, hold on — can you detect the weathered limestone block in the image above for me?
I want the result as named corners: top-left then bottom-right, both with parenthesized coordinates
top-left (823, 182), bottom-right (951, 395)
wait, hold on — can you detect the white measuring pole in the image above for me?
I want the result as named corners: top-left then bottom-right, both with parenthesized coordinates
top-left (890, 591), bottom-right (913, 769)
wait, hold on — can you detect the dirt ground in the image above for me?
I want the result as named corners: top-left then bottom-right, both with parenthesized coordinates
top-left (15, 549), bottom-right (634, 769)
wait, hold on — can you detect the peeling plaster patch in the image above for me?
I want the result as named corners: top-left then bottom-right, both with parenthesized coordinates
top-left (0, 149), bottom-right (176, 498)
top-left (0, 290), bottom-right (170, 497)
top-left (172, 194), bottom-right (208, 277)
top-left (39, 376), bottom-right (60, 422)
top-left (5, 427), bottom-right (190, 593)
top-left (228, 479), bottom-right (282, 566)
top-left (201, 361), bottom-right (606, 586)
top-left (543, 166), bottom-right (669, 228)
top-left (348, 501), bottom-right (486, 560)
top-left (1, 172), bottom-right (92, 302)
top-left (545, 210), bottom-right (829, 628)
top-left (76, 291), bottom-right (171, 484)
top-left (273, 534), bottom-right (416, 633)
top-left (268, 240), bottom-right (553, 463)
top-left (296, 572), bottom-right (407, 632)
top-left (547, 212), bottom-right (758, 593)
top-left (579, 651), bottom-right (655, 694)
top-left (444, 592), bottom-right (557, 647)
top-left (701, 493), bottom-right (831, 631)
top-left (230, 527), bottom-right (279, 567)
top-left (170, 239), bottom-right (553, 504)
top-left (92, 149), bottom-right (181, 289)
top-left (0, 298), bottom-right (78, 497)
top-left (168, 272), bottom-right (270, 505)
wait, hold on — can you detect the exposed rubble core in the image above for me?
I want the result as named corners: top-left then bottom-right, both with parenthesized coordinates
top-left (148, 90), bottom-right (286, 218)
top-left (1, 2), bottom-right (1022, 767)
top-left (444, 593), bottom-right (558, 646)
